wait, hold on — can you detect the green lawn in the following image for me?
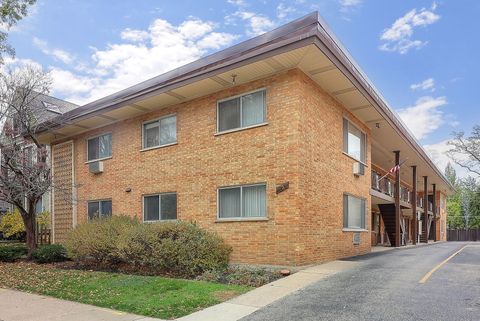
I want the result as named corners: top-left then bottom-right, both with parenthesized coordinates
top-left (0, 262), bottom-right (251, 319)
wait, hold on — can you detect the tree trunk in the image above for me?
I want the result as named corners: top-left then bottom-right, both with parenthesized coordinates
top-left (21, 202), bottom-right (37, 259)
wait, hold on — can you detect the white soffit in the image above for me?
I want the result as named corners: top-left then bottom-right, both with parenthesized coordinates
top-left (103, 105), bottom-right (147, 120)
top-left (335, 90), bottom-right (370, 109)
top-left (172, 78), bottom-right (224, 99)
top-left (136, 93), bottom-right (180, 110)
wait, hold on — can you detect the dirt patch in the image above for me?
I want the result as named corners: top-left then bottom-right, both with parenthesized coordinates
top-left (213, 290), bottom-right (241, 301)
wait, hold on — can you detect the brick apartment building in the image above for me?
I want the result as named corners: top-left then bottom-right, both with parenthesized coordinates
top-left (37, 13), bottom-right (453, 266)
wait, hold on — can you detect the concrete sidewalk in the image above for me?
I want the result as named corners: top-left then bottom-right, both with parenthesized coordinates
top-left (178, 260), bottom-right (360, 321)
top-left (0, 260), bottom-right (360, 321)
top-left (0, 288), bottom-right (163, 321)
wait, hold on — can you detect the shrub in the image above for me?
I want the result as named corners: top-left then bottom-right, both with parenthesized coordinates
top-left (65, 216), bottom-right (139, 264)
top-left (65, 217), bottom-right (232, 277)
top-left (0, 244), bottom-right (28, 262)
top-left (32, 244), bottom-right (68, 263)
top-left (198, 266), bottom-right (283, 287)
top-left (37, 211), bottom-right (51, 228)
top-left (116, 222), bottom-right (232, 277)
top-left (0, 209), bottom-right (25, 239)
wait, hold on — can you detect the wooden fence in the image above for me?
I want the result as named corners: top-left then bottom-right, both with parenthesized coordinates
top-left (447, 229), bottom-right (480, 241)
top-left (36, 223), bottom-right (51, 245)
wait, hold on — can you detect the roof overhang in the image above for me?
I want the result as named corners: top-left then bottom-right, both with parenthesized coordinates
top-left (37, 12), bottom-right (453, 194)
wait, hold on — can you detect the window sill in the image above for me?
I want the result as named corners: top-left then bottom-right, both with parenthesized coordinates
top-left (215, 217), bottom-right (269, 223)
top-left (140, 142), bottom-right (178, 152)
top-left (215, 122), bottom-right (268, 136)
top-left (85, 156), bottom-right (112, 164)
top-left (342, 152), bottom-right (368, 167)
top-left (342, 228), bottom-right (369, 233)
top-left (143, 219), bottom-right (177, 223)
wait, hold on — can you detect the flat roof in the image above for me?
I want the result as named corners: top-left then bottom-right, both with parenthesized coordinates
top-left (37, 12), bottom-right (453, 191)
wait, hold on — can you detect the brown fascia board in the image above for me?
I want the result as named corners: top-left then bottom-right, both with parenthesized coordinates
top-left (38, 11), bottom-right (453, 191)
top-left (37, 12), bottom-right (321, 133)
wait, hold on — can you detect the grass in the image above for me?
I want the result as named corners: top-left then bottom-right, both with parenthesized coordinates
top-left (0, 262), bottom-right (251, 319)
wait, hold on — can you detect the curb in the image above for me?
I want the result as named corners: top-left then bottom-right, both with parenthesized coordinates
top-left (176, 260), bottom-right (361, 321)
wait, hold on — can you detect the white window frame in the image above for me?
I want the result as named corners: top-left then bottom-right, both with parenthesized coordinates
top-left (87, 199), bottom-right (112, 220)
top-left (217, 183), bottom-right (267, 220)
top-left (343, 193), bottom-right (367, 230)
top-left (142, 192), bottom-right (177, 223)
top-left (342, 117), bottom-right (367, 164)
top-left (141, 114), bottom-right (177, 151)
top-left (216, 88), bottom-right (267, 134)
top-left (86, 132), bottom-right (112, 163)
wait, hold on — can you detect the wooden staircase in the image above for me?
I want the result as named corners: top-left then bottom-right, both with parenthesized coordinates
top-left (419, 223), bottom-right (428, 243)
top-left (378, 204), bottom-right (398, 247)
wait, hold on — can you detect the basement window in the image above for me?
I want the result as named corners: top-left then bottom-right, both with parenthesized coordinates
top-left (343, 194), bottom-right (366, 229)
top-left (217, 89), bottom-right (266, 133)
top-left (88, 200), bottom-right (112, 220)
top-left (343, 118), bottom-right (366, 163)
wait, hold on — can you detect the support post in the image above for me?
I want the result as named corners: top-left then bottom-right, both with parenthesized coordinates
top-left (411, 166), bottom-right (417, 245)
top-left (394, 151), bottom-right (401, 247)
top-left (423, 176), bottom-right (429, 243)
top-left (432, 184), bottom-right (437, 242)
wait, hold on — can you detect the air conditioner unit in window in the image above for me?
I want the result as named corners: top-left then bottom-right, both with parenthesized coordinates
top-left (89, 161), bottom-right (104, 174)
top-left (353, 162), bottom-right (365, 176)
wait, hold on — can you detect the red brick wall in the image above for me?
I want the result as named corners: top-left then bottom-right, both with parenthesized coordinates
top-left (52, 69), bottom-right (373, 266)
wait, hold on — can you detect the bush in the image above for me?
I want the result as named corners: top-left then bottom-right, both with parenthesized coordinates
top-left (65, 217), bottom-right (232, 277)
top-left (0, 209), bottom-right (25, 239)
top-left (65, 216), bottom-right (138, 264)
top-left (198, 266), bottom-right (283, 287)
top-left (0, 244), bottom-right (28, 262)
top-left (32, 244), bottom-right (68, 263)
top-left (37, 211), bottom-right (51, 228)
top-left (116, 222), bottom-right (232, 277)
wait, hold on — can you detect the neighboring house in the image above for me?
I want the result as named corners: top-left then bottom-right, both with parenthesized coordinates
top-left (36, 13), bottom-right (453, 266)
top-left (0, 93), bottom-right (78, 216)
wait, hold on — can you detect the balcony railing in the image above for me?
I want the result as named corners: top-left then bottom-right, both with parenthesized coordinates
top-left (371, 170), bottom-right (394, 197)
top-left (371, 170), bottom-right (412, 204)
top-left (417, 197), bottom-right (424, 209)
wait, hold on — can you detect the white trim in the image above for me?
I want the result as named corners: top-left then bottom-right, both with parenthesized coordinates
top-left (84, 156), bottom-right (112, 164)
top-left (216, 217), bottom-right (269, 223)
top-left (342, 228), bottom-right (369, 233)
top-left (86, 132), bottom-right (112, 162)
top-left (217, 183), bottom-right (267, 220)
top-left (140, 142), bottom-right (177, 152)
top-left (141, 114), bottom-right (177, 150)
top-left (214, 122), bottom-right (268, 136)
top-left (142, 192), bottom-right (177, 222)
top-left (216, 88), bottom-right (267, 133)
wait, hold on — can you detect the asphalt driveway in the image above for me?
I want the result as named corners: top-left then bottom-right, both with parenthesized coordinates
top-left (241, 242), bottom-right (480, 321)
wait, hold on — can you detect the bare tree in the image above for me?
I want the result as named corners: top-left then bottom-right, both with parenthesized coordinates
top-left (448, 126), bottom-right (480, 177)
top-left (0, 64), bottom-right (52, 257)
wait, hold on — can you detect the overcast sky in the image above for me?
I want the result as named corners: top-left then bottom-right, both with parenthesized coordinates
top-left (5, 0), bottom-right (479, 178)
